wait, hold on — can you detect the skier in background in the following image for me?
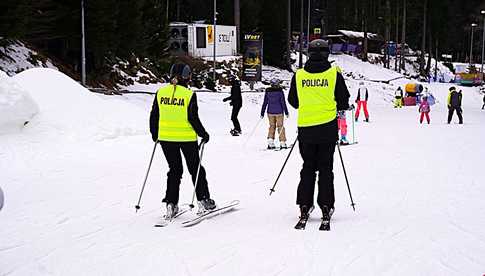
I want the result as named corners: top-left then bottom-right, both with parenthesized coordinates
top-left (418, 95), bottom-right (431, 124)
top-left (482, 93), bottom-right (485, 110)
top-left (150, 63), bottom-right (216, 219)
top-left (337, 111), bottom-right (349, 145)
top-left (447, 87), bottom-right (463, 124)
top-left (223, 76), bottom-right (243, 136)
top-left (288, 39), bottom-right (350, 222)
top-left (355, 82), bottom-right (370, 122)
top-left (394, 87), bottom-right (403, 108)
top-left (261, 78), bottom-right (289, 149)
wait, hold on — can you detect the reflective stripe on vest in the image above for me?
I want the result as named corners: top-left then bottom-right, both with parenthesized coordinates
top-left (157, 85), bottom-right (197, 142)
top-left (296, 67), bottom-right (338, 127)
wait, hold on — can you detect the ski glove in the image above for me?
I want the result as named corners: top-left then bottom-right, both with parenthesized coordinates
top-left (151, 133), bottom-right (158, 142)
top-left (348, 104), bottom-right (355, 111)
top-left (201, 132), bottom-right (210, 144)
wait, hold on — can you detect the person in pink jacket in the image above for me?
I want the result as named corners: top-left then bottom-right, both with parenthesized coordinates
top-left (419, 96), bottom-right (431, 124)
top-left (337, 110), bottom-right (349, 145)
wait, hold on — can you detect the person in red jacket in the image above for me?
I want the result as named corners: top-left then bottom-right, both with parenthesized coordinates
top-left (355, 82), bottom-right (370, 122)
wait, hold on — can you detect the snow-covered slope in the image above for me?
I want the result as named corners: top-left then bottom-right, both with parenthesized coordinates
top-left (1, 62), bottom-right (484, 276)
top-left (0, 70), bottom-right (39, 134)
top-left (0, 41), bottom-right (58, 76)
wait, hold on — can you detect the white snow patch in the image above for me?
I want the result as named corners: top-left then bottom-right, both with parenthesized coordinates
top-left (0, 41), bottom-right (58, 76)
top-left (0, 70), bottom-right (39, 134)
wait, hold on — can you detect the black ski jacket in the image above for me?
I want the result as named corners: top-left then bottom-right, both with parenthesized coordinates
top-left (223, 81), bottom-right (242, 107)
top-left (288, 58), bottom-right (350, 144)
top-left (150, 86), bottom-right (208, 142)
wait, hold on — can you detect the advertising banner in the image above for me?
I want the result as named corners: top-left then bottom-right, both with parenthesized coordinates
top-left (242, 33), bottom-right (263, 82)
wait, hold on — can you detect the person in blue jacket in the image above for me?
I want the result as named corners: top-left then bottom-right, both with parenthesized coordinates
top-left (261, 78), bottom-right (289, 149)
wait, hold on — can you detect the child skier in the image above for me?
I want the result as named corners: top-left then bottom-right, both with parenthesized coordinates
top-left (355, 82), bottom-right (370, 122)
top-left (261, 78), bottom-right (289, 149)
top-left (223, 76), bottom-right (243, 136)
top-left (394, 87), bottom-right (403, 108)
top-left (419, 95), bottom-right (431, 124)
top-left (337, 110), bottom-right (349, 145)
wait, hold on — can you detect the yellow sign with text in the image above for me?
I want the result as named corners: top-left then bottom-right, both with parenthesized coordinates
top-left (207, 26), bottom-right (214, 44)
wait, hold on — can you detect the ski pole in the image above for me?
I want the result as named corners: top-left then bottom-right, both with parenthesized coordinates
top-left (336, 142), bottom-right (356, 211)
top-left (269, 136), bottom-right (298, 195)
top-left (189, 141), bottom-right (206, 209)
top-left (135, 141), bottom-right (158, 213)
top-left (352, 107), bottom-right (356, 144)
top-left (244, 117), bottom-right (264, 147)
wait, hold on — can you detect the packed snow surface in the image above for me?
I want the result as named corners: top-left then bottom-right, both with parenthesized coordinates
top-left (0, 70), bottom-right (39, 134)
top-left (1, 63), bottom-right (485, 275)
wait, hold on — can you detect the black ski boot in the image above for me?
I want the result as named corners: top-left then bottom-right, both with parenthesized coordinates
top-left (294, 205), bottom-right (314, 230)
top-left (319, 205), bottom-right (334, 231)
top-left (197, 198), bottom-right (217, 214)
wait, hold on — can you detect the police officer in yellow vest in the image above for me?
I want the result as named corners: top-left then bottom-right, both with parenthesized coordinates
top-left (149, 63), bottom-right (216, 218)
top-left (288, 39), bottom-right (350, 221)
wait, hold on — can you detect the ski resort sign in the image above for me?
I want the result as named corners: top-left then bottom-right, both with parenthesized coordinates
top-left (242, 34), bottom-right (263, 82)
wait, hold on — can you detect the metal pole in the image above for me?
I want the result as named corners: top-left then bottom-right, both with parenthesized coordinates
top-left (135, 142), bottom-right (158, 212)
top-left (234, 0), bottom-right (240, 53)
top-left (269, 136), bottom-right (298, 195)
top-left (287, 0), bottom-right (291, 70)
top-left (299, 0), bottom-right (303, 68)
top-left (470, 25), bottom-right (475, 66)
top-left (166, 0), bottom-right (169, 23)
top-left (481, 15), bottom-right (485, 81)
top-left (336, 143), bottom-right (356, 211)
top-left (307, 0), bottom-right (310, 48)
top-left (81, 0), bottom-right (86, 86)
top-left (190, 142), bottom-right (206, 208)
top-left (213, 0), bottom-right (217, 82)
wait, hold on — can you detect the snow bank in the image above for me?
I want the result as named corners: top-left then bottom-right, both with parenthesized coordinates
top-left (12, 68), bottom-right (148, 141)
top-left (0, 70), bottom-right (39, 134)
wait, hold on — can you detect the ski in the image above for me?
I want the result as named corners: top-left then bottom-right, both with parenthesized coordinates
top-left (154, 206), bottom-right (191, 227)
top-left (339, 141), bottom-right (358, 146)
top-left (181, 200), bottom-right (239, 227)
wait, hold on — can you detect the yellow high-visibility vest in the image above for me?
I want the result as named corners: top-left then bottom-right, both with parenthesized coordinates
top-left (156, 85), bottom-right (197, 142)
top-left (296, 67), bottom-right (338, 127)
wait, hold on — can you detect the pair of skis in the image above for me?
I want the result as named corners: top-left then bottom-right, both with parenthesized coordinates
top-left (294, 209), bottom-right (333, 231)
top-left (154, 200), bottom-right (239, 228)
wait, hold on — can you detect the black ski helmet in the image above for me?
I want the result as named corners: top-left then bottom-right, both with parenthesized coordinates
top-left (170, 63), bottom-right (192, 80)
top-left (308, 39), bottom-right (330, 60)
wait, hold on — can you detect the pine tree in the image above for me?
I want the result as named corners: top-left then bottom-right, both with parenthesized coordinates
top-left (0, 0), bottom-right (30, 41)
top-left (259, 0), bottom-right (286, 67)
top-left (117, 0), bottom-right (144, 58)
top-left (86, 0), bottom-right (119, 70)
top-left (141, 0), bottom-right (170, 73)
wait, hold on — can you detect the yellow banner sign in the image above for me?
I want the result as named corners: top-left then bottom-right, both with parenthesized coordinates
top-left (207, 26), bottom-right (214, 44)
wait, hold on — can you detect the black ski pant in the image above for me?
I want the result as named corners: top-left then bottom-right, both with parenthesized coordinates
top-left (447, 107), bottom-right (463, 124)
top-left (231, 105), bottom-right (242, 132)
top-left (297, 141), bottom-right (336, 210)
top-left (160, 141), bottom-right (210, 205)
